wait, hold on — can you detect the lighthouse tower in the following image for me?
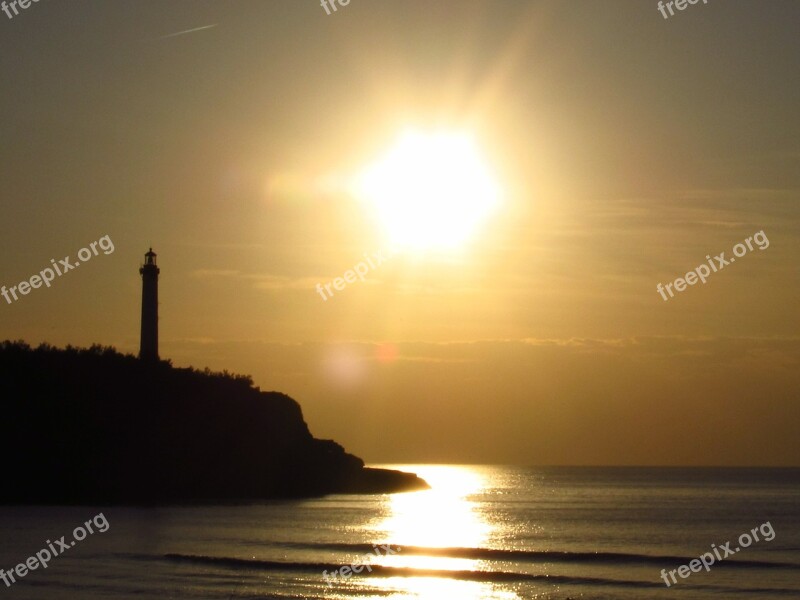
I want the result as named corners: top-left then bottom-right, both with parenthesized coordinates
top-left (139, 248), bottom-right (160, 361)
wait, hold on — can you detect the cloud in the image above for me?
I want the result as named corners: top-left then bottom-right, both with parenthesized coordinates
top-left (190, 268), bottom-right (321, 291)
top-left (156, 335), bottom-right (800, 465)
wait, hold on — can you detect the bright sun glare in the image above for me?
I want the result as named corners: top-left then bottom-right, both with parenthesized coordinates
top-left (357, 130), bottom-right (500, 251)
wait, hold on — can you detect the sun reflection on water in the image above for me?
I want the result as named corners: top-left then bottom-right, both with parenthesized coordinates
top-left (360, 465), bottom-right (519, 600)
top-left (366, 465), bottom-right (513, 598)
top-left (379, 577), bottom-right (520, 600)
top-left (381, 465), bottom-right (491, 551)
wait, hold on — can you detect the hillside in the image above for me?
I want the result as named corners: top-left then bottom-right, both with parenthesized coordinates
top-left (0, 341), bottom-right (428, 504)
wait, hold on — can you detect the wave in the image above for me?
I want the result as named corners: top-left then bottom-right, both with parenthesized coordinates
top-left (266, 541), bottom-right (800, 570)
top-left (159, 553), bottom-right (663, 588)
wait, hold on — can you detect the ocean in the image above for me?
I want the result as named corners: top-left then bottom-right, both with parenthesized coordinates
top-left (1, 465), bottom-right (798, 599)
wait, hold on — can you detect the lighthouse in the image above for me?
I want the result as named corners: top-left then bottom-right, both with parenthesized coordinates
top-left (139, 248), bottom-right (160, 361)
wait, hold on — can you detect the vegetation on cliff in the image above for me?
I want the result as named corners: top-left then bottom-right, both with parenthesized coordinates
top-left (0, 341), bottom-right (427, 504)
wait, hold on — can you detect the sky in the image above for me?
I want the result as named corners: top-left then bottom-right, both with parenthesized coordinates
top-left (1, 0), bottom-right (798, 466)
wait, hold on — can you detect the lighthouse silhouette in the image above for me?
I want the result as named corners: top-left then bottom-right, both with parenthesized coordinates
top-left (139, 248), bottom-right (160, 361)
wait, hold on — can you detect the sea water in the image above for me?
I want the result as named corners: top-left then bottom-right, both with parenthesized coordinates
top-left (0, 465), bottom-right (798, 599)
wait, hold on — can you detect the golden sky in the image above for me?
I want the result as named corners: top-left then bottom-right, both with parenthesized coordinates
top-left (1, 0), bottom-right (798, 465)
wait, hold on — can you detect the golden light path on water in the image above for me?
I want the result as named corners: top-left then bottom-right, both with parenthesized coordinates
top-left (365, 465), bottom-right (521, 600)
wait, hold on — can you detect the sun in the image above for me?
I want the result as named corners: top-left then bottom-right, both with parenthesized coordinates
top-left (357, 130), bottom-right (500, 251)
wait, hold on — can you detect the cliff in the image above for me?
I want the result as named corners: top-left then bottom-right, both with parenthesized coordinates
top-left (0, 341), bottom-right (428, 504)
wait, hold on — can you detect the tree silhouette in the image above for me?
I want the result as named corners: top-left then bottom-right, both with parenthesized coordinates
top-left (0, 341), bottom-right (427, 504)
